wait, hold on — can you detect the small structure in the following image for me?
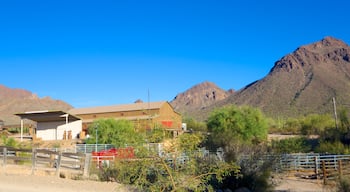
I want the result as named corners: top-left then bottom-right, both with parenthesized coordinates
top-left (15, 110), bottom-right (82, 141)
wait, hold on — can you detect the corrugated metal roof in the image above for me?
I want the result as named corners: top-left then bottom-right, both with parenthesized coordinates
top-left (81, 114), bottom-right (158, 123)
top-left (68, 101), bottom-right (167, 115)
top-left (15, 110), bottom-right (81, 122)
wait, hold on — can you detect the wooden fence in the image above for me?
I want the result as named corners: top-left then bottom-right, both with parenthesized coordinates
top-left (280, 153), bottom-right (350, 184)
top-left (0, 146), bottom-right (88, 177)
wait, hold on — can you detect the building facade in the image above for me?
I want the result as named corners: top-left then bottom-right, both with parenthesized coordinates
top-left (15, 111), bottom-right (82, 141)
top-left (68, 101), bottom-right (182, 137)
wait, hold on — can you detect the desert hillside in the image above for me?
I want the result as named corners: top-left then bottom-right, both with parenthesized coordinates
top-left (170, 81), bottom-right (233, 117)
top-left (0, 85), bottom-right (72, 125)
top-left (174, 37), bottom-right (350, 120)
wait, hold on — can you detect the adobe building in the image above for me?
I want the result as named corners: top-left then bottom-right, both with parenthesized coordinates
top-left (68, 101), bottom-right (183, 138)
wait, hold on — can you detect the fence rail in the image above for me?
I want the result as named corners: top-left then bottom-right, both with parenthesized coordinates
top-left (75, 144), bottom-right (114, 153)
top-left (0, 146), bottom-right (87, 177)
top-left (279, 153), bottom-right (350, 183)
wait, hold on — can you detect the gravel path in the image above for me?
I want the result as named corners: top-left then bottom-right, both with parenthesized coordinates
top-left (0, 174), bottom-right (129, 192)
top-left (274, 177), bottom-right (333, 192)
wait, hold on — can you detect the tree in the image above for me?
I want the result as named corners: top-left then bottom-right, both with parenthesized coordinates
top-left (206, 105), bottom-right (277, 191)
top-left (207, 105), bottom-right (268, 149)
top-left (86, 119), bottom-right (145, 148)
top-left (300, 114), bottom-right (334, 135)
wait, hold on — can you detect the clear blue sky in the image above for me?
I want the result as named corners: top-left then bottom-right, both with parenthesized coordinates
top-left (1, 0), bottom-right (349, 108)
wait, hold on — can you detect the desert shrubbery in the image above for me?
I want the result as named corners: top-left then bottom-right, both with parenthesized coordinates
top-left (338, 176), bottom-right (350, 192)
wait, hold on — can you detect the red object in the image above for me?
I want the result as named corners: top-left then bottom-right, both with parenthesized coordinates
top-left (161, 120), bottom-right (173, 128)
top-left (92, 147), bottom-right (135, 163)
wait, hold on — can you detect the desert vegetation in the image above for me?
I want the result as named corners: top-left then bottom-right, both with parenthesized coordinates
top-left (83, 104), bottom-right (350, 191)
top-left (2, 104), bottom-right (350, 191)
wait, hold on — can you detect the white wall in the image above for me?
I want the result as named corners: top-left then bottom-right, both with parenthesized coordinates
top-left (37, 120), bottom-right (82, 141)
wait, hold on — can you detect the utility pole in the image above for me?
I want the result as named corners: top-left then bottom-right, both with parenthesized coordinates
top-left (333, 97), bottom-right (339, 129)
top-left (95, 123), bottom-right (98, 152)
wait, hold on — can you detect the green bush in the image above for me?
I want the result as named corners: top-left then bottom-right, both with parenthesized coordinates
top-left (1, 136), bottom-right (17, 147)
top-left (271, 137), bottom-right (311, 154)
top-left (300, 114), bottom-right (334, 135)
top-left (338, 176), bottom-right (350, 192)
top-left (315, 140), bottom-right (350, 154)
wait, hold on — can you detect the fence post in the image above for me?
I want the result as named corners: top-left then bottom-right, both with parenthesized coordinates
top-left (31, 148), bottom-right (36, 175)
top-left (338, 159), bottom-right (342, 179)
top-left (322, 160), bottom-right (327, 185)
top-left (3, 147), bottom-right (7, 167)
top-left (55, 151), bottom-right (62, 176)
top-left (314, 156), bottom-right (318, 179)
top-left (49, 153), bottom-right (55, 168)
top-left (83, 153), bottom-right (91, 179)
top-left (2, 147), bottom-right (7, 174)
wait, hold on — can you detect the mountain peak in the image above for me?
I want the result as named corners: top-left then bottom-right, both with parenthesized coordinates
top-left (217, 36), bottom-right (350, 119)
top-left (302, 36), bottom-right (348, 51)
top-left (170, 81), bottom-right (233, 116)
top-left (320, 36), bottom-right (347, 47)
top-left (271, 36), bottom-right (350, 73)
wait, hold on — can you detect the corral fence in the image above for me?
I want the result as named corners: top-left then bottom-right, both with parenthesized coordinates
top-left (0, 146), bottom-right (88, 177)
top-left (76, 144), bottom-right (114, 153)
top-left (279, 153), bottom-right (350, 184)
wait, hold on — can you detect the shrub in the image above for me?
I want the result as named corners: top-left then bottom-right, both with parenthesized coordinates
top-left (271, 137), bottom-right (311, 154)
top-left (315, 140), bottom-right (350, 154)
top-left (1, 136), bottom-right (17, 147)
top-left (338, 176), bottom-right (350, 192)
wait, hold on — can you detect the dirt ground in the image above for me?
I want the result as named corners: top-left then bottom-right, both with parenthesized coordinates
top-left (0, 165), bottom-right (133, 192)
top-left (0, 174), bottom-right (333, 192)
top-left (274, 178), bottom-right (334, 192)
top-left (0, 165), bottom-right (334, 192)
top-left (0, 174), bottom-right (129, 192)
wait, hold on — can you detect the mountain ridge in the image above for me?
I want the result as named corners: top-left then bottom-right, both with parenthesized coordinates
top-left (171, 36), bottom-right (350, 120)
top-left (0, 85), bottom-right (73, 125)
top-left (170, 81), bottom-right (233, 117)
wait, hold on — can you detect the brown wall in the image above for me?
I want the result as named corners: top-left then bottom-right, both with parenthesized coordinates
top-left (155, 102), bottom-right (182, 129)
top-left (77, 108), bottom-right (154, 120)
top-left (78, 102), bottom-right (182, 132)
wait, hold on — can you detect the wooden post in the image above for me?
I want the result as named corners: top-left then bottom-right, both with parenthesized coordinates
top-left (31, 148), bottom-right (36, 175)
top-left (338, 159), bottom-right (343, 179)
top-left (83, 154), bottom-right (91, 179)
top-left (49, 154), bottom-right (55, 167)
top-left (314, 156), bottom-right (318, 179)
top-left (20, 119), bottom-right (23, 142)
top-left (322, 160), bottom-right (327, 185)
top-left (2, 147), bottom-right (7, 174)
top-left (55, 151), bottom-right (62, 176)
top-left (3, 147), bottom-right (7, 167)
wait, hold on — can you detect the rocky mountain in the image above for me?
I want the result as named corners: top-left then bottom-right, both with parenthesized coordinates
top-left (175, 37), bottom-right (350, 120)
top-left (214, 36), bottom-right (350, 119)
top-left (0, 85), bottom-right (73, 125)
top-left (170, 81), bottom-right (233, 117)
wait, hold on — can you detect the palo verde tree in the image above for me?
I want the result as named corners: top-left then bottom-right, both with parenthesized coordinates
top-left (86, 118), bottom-right (145, 148)
top-left (300, 113), bottom-right (334, 136)
top-left (207, 105), bottom-right (268, 153)
top-left (206, 105), bottom-right (274, 191)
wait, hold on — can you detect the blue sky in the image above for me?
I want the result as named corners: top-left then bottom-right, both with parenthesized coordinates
top-left (1, 0), bottom-right (349, 108)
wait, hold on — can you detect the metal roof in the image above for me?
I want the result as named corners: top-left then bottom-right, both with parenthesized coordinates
top-left (81, 114), bottom-right (158, 123)
top-left (68, 101), bottom-right (167, 115)
top-left (15, 110), bottom-right (81, 122)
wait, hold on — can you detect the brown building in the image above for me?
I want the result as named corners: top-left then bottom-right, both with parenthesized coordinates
top-left (68, 101), bottom-right (182, 137)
